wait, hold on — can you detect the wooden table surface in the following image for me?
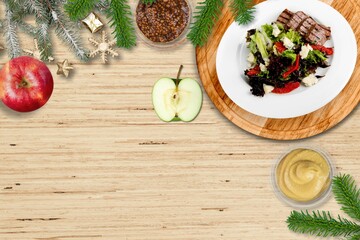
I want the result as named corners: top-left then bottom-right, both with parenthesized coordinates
top-left (0, 1), bottom-right (359, 239)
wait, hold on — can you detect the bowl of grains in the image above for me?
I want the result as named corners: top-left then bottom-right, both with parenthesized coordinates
top-left (135, 0), bottom-right (192, 48)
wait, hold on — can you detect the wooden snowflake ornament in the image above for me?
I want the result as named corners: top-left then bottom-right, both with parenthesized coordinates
top-left (23, 39), bottom-right (54, 62)
top-left (88, 31), bottom-right (119, 63)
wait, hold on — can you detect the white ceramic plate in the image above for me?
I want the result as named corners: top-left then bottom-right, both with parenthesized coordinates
top-left (216, 0), bottom-right (357, 119)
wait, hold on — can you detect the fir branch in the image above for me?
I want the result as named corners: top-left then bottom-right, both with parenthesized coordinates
top-left (107, 0), bottom-right (136, 49)
top-left (96, 0), bottom-right (109, 12)
top-left (230, 0), bottom-right (255, 25)
top-left (4, 1), bottom-right (21, 58)
top-left (287, 210), bottom-right (360, 237)
top-left (46, 0), bottom-right (89, 60)
top-left (65, 0), bottom-right (98, 21)
top-left (36, 22), bottom-right (53, 61)
top-left (2, 0), bottom-right (20, 12)
top-left (17, 21), bottom-right (38, 37)
top-left (348, 235), bottom-right (360, 240)
top-left (333, 174), bottom-right (360, 221)
top-left (22, 0), bottom-right (46, 18)
top-left (7, 0), bottom-right (46, 19)
top-left (187, 0), bottom-right (224, 47)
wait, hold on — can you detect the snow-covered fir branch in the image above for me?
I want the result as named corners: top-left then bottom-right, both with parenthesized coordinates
top-left (36, 22), bottom-right (53, 61)
top-left (1, 0), bottom-right (89, 61)
top-left (49, 6), bottom-right (89, 61)
top-left (4, 2), bottom-right (21, 59)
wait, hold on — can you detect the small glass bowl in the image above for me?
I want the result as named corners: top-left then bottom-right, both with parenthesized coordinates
top-left (133, 0), bottom-right (193, 49)
top-left (271, 146), bottom-right (335, 209)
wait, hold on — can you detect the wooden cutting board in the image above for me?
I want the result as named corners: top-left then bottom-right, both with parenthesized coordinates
top-left (196, 0), bottom-right (360, 140)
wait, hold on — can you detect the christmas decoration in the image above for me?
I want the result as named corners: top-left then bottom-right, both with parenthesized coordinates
top-left (82, 12), bottom-right (104, 33)
top-left (65, 0), bottom-right (136, 49)
top-left (57, 60), bottom-right (74, 78)
top-left (89, 31), bottom-right (119, 63)
top-left (23, 39), bottom-right (54, 62)
top-left (2, 0), bottom-right (88, 61)
top-left (287, 174), bottom-right (360, 239)
top-left (188, 0), bottom-right (255, 46)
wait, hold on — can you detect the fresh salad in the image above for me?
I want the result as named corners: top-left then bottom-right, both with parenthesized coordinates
top-left (244, 19), bottom-right (334, 97)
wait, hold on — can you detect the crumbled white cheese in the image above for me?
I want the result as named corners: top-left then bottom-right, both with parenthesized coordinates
top-left (272, 23), bottom-right (281, 37)
top-left (260, 63), bottom-right (267, 72)
top-left (302, 74), bottom-right (318, 87)
top-left (282, 37), bottom-right (295, 50)
top-left (300, 44), bottom-right (313, 59)
top-left (247, 52), bottom-right (255, 64)
top-left (263, 84), bottom-right (275, 94)
top-left (264, 58), bottom-right (270, 66)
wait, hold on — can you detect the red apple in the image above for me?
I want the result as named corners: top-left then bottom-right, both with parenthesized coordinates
top-left (0, 56), bottom-right (54, 112)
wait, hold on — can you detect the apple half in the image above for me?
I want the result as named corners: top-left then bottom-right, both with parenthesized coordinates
top-left (152, 66), bottom-right (203, 122)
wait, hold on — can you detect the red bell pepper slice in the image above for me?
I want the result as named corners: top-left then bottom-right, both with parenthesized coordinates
top-left (272, 82), bottom-right (301, 94)
top-left (311, 45), bottom-right (334, 55)
top-left (282, 54), bottom-right (300, 79)
top-left (246, 65), bottom-right (261, 76)
top-left (275, 42), bottom-right (287, 54)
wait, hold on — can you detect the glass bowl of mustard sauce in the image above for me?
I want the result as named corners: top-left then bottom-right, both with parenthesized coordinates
top-left (272, 146), bottom-right (335, 208)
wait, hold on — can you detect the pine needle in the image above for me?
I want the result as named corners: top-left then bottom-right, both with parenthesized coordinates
top-left (4, 1), bottom-right (21, 59)
top-left (230, 0), bottom-right (255, 25)
top-left (65, 0), bottom-right (98, 21)
top-left (333, 174), bottom-right (360, 221)
top-left (48, 0), bottom-right (89, 61)
top-left (2, 0), bottom-right (89, 61)
top-left (187, 0), bottom-right (223, 47)
top-left (16, 21), bottom-right (37, 37)
top-left (107, 0), bottom-right (136, 49)
top-left (348, 234), bottom-right (360, 240)
top-left (96, 0), bottom-right (109, 12)
top-left (287, 210), bottom-right (360, 237)
top-left (22, 0), bottom-right (46, 18)
top-left (36, 22), bottom-right (53, 61)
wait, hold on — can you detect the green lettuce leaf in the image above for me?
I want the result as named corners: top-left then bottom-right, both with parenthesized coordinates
top-left (249, 35), bottom-right (258, 54)
top-left (306, 50), bottom-right (327, 63)
top-left (254, 31), bottom-right (269, 61)
top-left (261, 24), bottom-right (274, 41)
top-left (260, 25), bottom-right (274, 49)
top-left (282, 50), bottom-right (297, 64)
top-left (280, 29), bottom-right (302, 44)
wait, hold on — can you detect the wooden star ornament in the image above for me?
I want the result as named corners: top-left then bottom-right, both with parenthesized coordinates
top-left (57, 59), bottom-right (74, 78)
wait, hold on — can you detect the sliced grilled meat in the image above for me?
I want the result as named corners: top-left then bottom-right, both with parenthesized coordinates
top-left (307, 23), bottom-right (331, 45)
top-left (319, 24), bottom-right (331, 38)
top-left (279, 10), bottom-right (331, 45)
top-left (286, 11), bottom-right (309, 30)
top-left (276, 9), bottom-right (294, 26)
top-left (300, 17), bottom-right (330, 45)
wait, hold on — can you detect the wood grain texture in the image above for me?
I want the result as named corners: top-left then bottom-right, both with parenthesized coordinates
top-left (0, 1), bottom-right (359, 240)
top-left (196, 0), bottom-right (360, 140)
